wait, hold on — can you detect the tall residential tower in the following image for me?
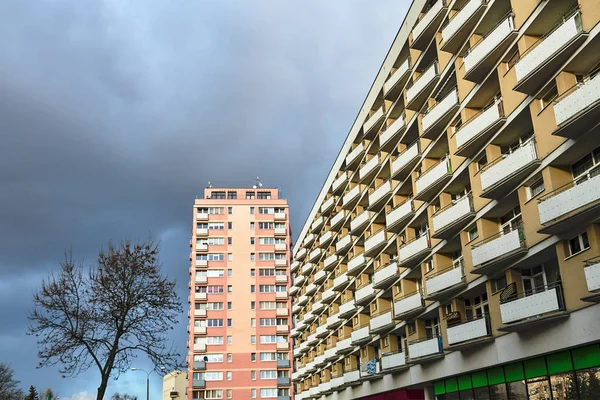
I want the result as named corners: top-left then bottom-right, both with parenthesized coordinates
top-left (188, 187), bottom-right (293, 400)
top-left (290, 0), bottom-right (600, 399)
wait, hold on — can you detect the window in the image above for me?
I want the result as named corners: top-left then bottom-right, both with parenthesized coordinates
top-left (259, 269), bottom-right (276, 276)
top-left (226, 389), bottom-right (232, 398)
top-left (251, 285), bottom-right (256, 293)
top-left (464, 293), bottom-right (489, 319)
top-left (198, 207), bottom-right (225, 215)
top-left (260, 388), bottom-right (277, 398)
top-left (260, 318), bottom-right (277, 327)
top-left (197, 285), bottom-right (224, 294)
top-left (383, 337), bottom-right (389, 347)
top-left (424, 259), bottom-right (434, 273)
top-left (251, 301), bottom-right (256, 310)
top-left (201, 336), bottom-right (224, 345)
top-left (500, 206), bottom-right (522, 234)
top-left (202, 371), bottom-right (223, 381)
top-left (227, 207), bottom-right (233, 215)
top-left (490, 275), bottom-right (507, 293)
top-left (227, 301), bottom-right (232, 310)
top-left (207, 253), bottom-right (225, 262)
top-left (260, 335), bottom-right (278, 344)
top-left (259, 222), bottom-right (275, 230)
top-left (227, 285), bottom-right (232, 293)
top-left (257, 191), bottom-right (272, 199)
top-left (207, 222), bottom-right (225, 230)
top-left (527, 176), bottom-right (545, 199)
top-left (227, 222), bottom-right (232, 229)
top-left (251, 318), bottom-right (256, 327)
top-left (204, 390), bottom-right (223, 400)
top-left (540, 82), bottom-right (558, 108)
top-left (198, 237), bottom-right (225, 246)
top-left (260, 370), bottom-right (277, 380)
top-left (251, 353), bottom-right (256, 362)
top-left (227, 237), bottom-right (232, 245)
top-left (567, 232), bottom-right (590, 257)
top-left (227, 336), bottom-right (232, 345)
top-left (467, 226), bottom-right (479, 242)
top-left (227, 353), bottom-right (232, 362)
top-left (251, 389), bottom-right (257, 398)
top-left (476, 153), bottom-right (487, 171)
top-left (228, 253), bottom-right (232, 262)
top-left (250, 237), bottom-right (255, 245)
top-left (260, 352), bottom-right (276, 361)
top-left (522, 265), bottom-right (548, 295)
top-left (251, 335), bottom-right (256, 344)
top-left (199, 354), bottom-right (223, 363)
top-left (259, 253), bottom-right (276, 261)
top-left (251, 269), bottom-right (256, 277)
top-left (250, 206), bottom-right (255, 214)
top-left (195, 302), bottom-right (224, 311)
top-left (227, 318), bottom-right (232, 327)
top-left (260, 301), bottom-right (277, 310)
top-left (210, 191), bottom-right (226, 200)
top-left (572, 147), bottom-right (600, 183)
top-left (246, 191), bottom-right (256, 199)
top-left (227, 269), bottom-right (232, 277)
top-left (424, 318), bottom-right (440, 339)
top-left (204, 319), bottom-right (224, 328)
top-left (251, 253), bottom-right (255, 261)
top-left (227, 191), bottom-right (237, 200)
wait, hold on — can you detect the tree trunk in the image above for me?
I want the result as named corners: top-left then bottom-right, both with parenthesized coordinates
top-left (96, 374), bottom-right (110, 400)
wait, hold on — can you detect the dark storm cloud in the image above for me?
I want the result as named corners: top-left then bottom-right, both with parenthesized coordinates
top-left (0, 0), bottom-right (407, 395)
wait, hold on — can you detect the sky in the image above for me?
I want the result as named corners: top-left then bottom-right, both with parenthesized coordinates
top-left (0, 0), bottom-right (408, 398)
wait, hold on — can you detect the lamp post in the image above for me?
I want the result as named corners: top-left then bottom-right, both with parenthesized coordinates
top-left (131, 367), bottom-right (166, 400)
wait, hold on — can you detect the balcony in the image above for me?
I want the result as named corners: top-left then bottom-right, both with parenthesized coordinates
top-left (332, 172), bottom-right (349, 194)
top-left (322, 288), bottom-right (336, 304)
top-left (276, 291), bottom-right (288, 300)
top-left (350, 210), bottom-right (371, 234)
top-left (311, 217), bottom-right (324, 233)
top-left (363, 107), bottom-right (386, 139)
top-left (302, 263), bottom-right (315, 276)
top-left (195, 259), bottom-right (208, 268)
top-left (344, 368), bottom-right (361, 386)
top-left (351, 325), bottom-right (371, 345)
top-left (275, 243), bottom-right (287, 252)
top-left (471, 227), bottom-right (527, 275)
top-left (194, 309), bottom-right (207, 318)
top-left (384, 58), bottom-right (412, 100)
top-left (398, 234), bottom-right (430, 266)
top-left (514, 10), bottom-right (587, 94)
top-left (464, 14), bottom-right (517, 82)
top-left (394, 290), bottom-right (426, 320)
top-left (275, 212), bottom-right (286, 221)
top-left (480, 139), bottom-right (540, 198)
top-left (278, 396), bottom-right (291, 400)
top-left (368, 180), bottom-right (393, 211)
top-left (425, 262), bottom-right (466, 301)
top-left (192, 379), bottom-right (206, 389)
top-left (277, 342), bottom-right (289, 350)
top-left (289, 286), bottom-right (299, 298)
top-left (348, 253), bottom-right (367, 275)
top-left (324, 346), bottom-right (338, 361)
top-left (196, 243), bottom-right (208, 252)
top-left (277, 359), bottom-right (290, 368)
top-left (193, 360), bottom-right (206, 371)
top-left (431, 195), bottom-right (475, 239)
top-left (346, 143), bottom-right (365, 169)
top-left (275, 227), bottom-right (287, 236)
top-left (386, 199), bottom-right (415, 232)
top-left (382, 351), bottom-right (407, 371)
top-left (326, 312), bottom-right (342, 330)
top-left (343, 185), bottom-right (362, 208)
top-left (415, 158), bottom-right (452, 201)
top-left (305, 283), bottom-right (317, 296)
top-left (553, 72), bottom-right (600, 138)
top-left (335, 234), bottom-right (352, 255)
top-left (440, 0), bottom-right (487, 53)
top-left (314, 269), bottom-right (327, 284)
top-left (321, 197), bottom-right (336, 214)
top-left (309, 248), bottom-right (322, 263)
top-left (583, 257), bottom-right (600, 302)
top-left (455, 100), bottom-right (505, 157)
top-left (406, 61), bottom-right (440, 110)
top-left (380, 114), bottom-right (407, 150)
top-left (195, 293), bottom-right (207, 301)
top-left (324, 254), bottom-right (338, 271)
top-left (196, 212), bottom-right (209, 221)
top-left (278, 377), bottom-right (291, 386)
top-left (339, 298), bottom-right (357, 318)
top-left (421, 88), bottom-right (459, 140)
top-left (411, 0), bottom-right (447, 50)
top-left (330, 209), bottom-right (347, 230)
top-left (319, 381), bottom-right (332, 395)
top-left (276, 307), bottom-right (288, 317)
top-left (312, 300), bottom-right (325, 313)
top-left (275, 275), bottom-right (288, 284)
top-left (196, 228), bottom-right (208, 236)
top-left (365, 230), bottom-right (388, 256)
top-left (355, 283), bottom-right (376, 306)
top-left (193, 327), bottom-right (207, 336)
top-left (537, 171), bottom-right (600, 235)
top-left (359, 155), bottom-right (381, 183)
top-left (291, 260), bottom-right (300, 273)
top-left (499, 282), bottom-right (567, 332)
top-left (316, 324), bottom-right (328, 338)
top-left (407, 336), bottom-right (444, 363)
top-left (446, 314), bottom-right (492, 350)
top-left (333, 272), bottom-right (350, 291)
top-left (294, 275), bottom-right (305, 286)
top-left (373, 261), bottom-right (399, 289)
top-left (392, 141), bottom-right (420, 179)
top-left (319, 231), bottom-right (334, 248)
top-left (370, 310), bottom-right (394, 334)
top-left (275, 259), bottom-right (287, 267)
top-left (195, 276), bottom-right (208, 284)
top-left (336, 337), bottom-right (353, 354)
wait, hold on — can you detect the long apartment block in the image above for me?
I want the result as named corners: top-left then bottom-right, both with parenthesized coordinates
top-left (290, 0), bottom-right (600, 399)
top-left (188, 188), bottom-right (293, 400)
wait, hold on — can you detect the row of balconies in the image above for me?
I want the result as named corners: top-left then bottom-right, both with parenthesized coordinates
top-left (196, 211), bottom-right (287, 221)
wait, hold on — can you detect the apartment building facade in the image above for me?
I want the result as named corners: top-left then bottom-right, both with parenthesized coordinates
top-left (188, 187), bottom-right (293, 400)
top-left (290, 0), bottom-right (600, 399)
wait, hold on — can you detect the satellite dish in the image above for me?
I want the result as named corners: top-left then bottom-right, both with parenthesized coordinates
top-left (255, 176), bottom-right (262, 188)
top-left (207, 181), bottom-right (213, 188)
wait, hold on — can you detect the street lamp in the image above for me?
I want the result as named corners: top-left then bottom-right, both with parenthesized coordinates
top-left (131, 366), bottom-right (166, 400)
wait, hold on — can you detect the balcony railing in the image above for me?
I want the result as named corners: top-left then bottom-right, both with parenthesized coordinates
top-left (309, 248), bottom-right (322, 262)
top-left (350, 209), bottom-right (371, 233)
top-left (538, 169), bottom-right (600, 227)
top-left (319, 230), bottom-right (333, 247)
top-left (365, 229), bottom-right (387, 255)
top-left (343, 185), bottom-right (361, 206)
top-left (335, 234), bottom-right (352, 254)
top-left (398, 233), bottom-right (431, 264)
top-left (425, 261), bottom-right (466, 298)
top-left (373, 261), bottom-right (399, 289)
top-left (408, 335), bottom-right (443, 360)
top-left (332, 173), bottom-right (348, 193)
top-left (421, 88), bottom-right (459, 138)
top-left (499, 281), bottom-right (565, 325)
top-left (446, 313), bottom-right (491, 346)
top-left (345, 143), bottom-right (365, 167)
top-left (355, 283), bottom-right (375, 305)
top-left (386, 198), bottom-right (414, 231)
top-left (351, 323), bottom-right (371, 344)
top-left (324, 254), bottom-right (338, 271)
top-left (432, 195), bottom-right (474, 236)
top-left (369, 180), bottom-right (392, 209)
top-left (412, 0), bottom-right (445, 45)
top-left (454, 99), bottom-right (504, 154)
top-left (330, 209), bottom-right (347, 229)
top-left (392, 140), bottom-right (420, 178)
top-left (471, 225), bottom-right (526, 268)
top-left (415, 157), bottom-right (452, 198)
top-left (363, 107), bottom-right (386, 137)
top-left (381, 350), bottom-right (406, 370)
top-left (553, 71), bottom-right (600, 131)
top-left (584, 256), bottom-right (600, 294)
top-left (370, 310), bottom-right (394, 333)
top-left (380, 113), bottom-right (407, 147)
top-left (321, 197), bottom-right (335, 214)
top-left (479, 139), bottom-right (538, 195)
top-left (394, 290), bottom-right (425, 319)
top-left (360, 155), bottom-right (380, 182)
top-left (406, 61), bottom-right (439, 106)
top-left (384, 57), bottom-right (412, 97)
top-left (441, 0), bottom-right (487, 49)
top-left (348, 253), bottom-right (367, 274)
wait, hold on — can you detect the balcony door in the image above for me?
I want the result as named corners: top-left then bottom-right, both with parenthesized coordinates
top-left (500, 206), bottom-right (522, 234)
top-left (521, 265), bottom-right (547, 296)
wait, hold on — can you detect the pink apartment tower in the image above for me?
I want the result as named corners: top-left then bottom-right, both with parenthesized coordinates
top-left (188, 187), bottom-right (293, 400)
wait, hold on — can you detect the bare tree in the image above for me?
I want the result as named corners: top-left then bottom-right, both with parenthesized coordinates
top-left (29, 239), bottom-right (183, 400)
top-left (111, 393), bottom-right (137, 400)
top-left (0, 362), bottom-right (24, 399)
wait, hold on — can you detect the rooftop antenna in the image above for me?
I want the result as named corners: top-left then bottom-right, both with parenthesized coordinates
top-left (253, 176), bottom-right (263, 189)
top-left (207, 181), bottom-right (213, 188)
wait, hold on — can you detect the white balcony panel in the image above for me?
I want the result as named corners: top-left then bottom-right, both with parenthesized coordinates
top-left (348, 254), bottom-right (366, 273)
top-left (196, 259), bottom-right (208, 267)
top-left (538, 174), bottom-right (600, 225)
top-left (471, 229), bottom-right (521, 266)
top-left (351, 210), bottom-right (371, 232)
top-left (441, 0), bottom-right (482, 43)
top-left (480, 140), bottom-right (537, 191)
top-left (275, 243), bottom-right (287, 251)
top-left (275, 259), bottom-right (287, 267)
top-left (392, 142), bottom-right (420, 176)
top-left (465, 17), bottom-right (514, 73)
top-left (322, 288), bottom-right (336, 303)
top-left (359, 155), bottom-right (380, 180)
top-left (381, 116), bottom-right (406, 146)
top-left (407, 62), bottom-right (438, 104)
top-left (422, 89), bottom-right (458, 133)
top-left (416, 159), bottom-right (451, 195)
top-left (324, 254), bottom-right (338, 270)
top-left (365, 230), bottom-right (387, 254)
top-left (194, 309), bottom-right (207, 317)
top-left (316, 324), bottom-right (328, 337)
top-left (394, 292), bottom-right (423, 317)
top-left (331, 210), bottom-right (346, 228)
top-left (374, 262), bottom-right (399, 287)
top-left (447, 317), bottom-right (489, 345)
top-left (194, 327), bottom-right (207, 336)
top-left (336, 234), bottom-right (352, 253)
top-left (333, 273), bottom-right (349, 289)
top-left (327, 313), bottom-right (340, 328)
top-left (296, 248), bottom-right (307, 260)
top-left (554, 73), bottom-right (600, 126)
top-left (355, 284), bottom-right (374, 303)
top-left (370, 311), bottom-right (393, 331)
top-left (399, 235), bottom-right (429, 263)
top-left (306, 283), bottom-right (317, 295)
top-left (275, 227), bottom-right (287, 236)
top-left (195, 293), bottom-right (207, 301)
top-left (196, 228), bottom-right (208, 236)
top-left (312, 217), bottom-right (324, 232)
top-left (302, 263), bottom-right (315, 275)
top-left (351, 326), bottom-right (370, 343)
top-left (500, 288), bottom-right (561, 324)
top-left (426, 267), bottom-right (464, 295)
top-left (455, 101), bottom-right (502, 149)
top-left (515, 13), bottom-right (583, 82)
top-left (309, 248), bottom-right (322, 262)
top-left (275, 275), bottom-right (287, 284)
top-left (294, 275), bottom-right (305, 286)
top-left (321, 197), bottom-right (335, 213)
top-left (386, 200), bottom-right (413, 228)
top-left (363, 107), bottom-right (385, 134)
top-left (585, 263), bottom-right (600, 292)
top-left (432, 196), bottom-right (472, 233)
top-left (332, 174), bottom-right (348, 192)
top-left (320, 230), bottom-right (333, 247)
top-left (331, 376), bottom-right (345, 388)
top-left (344, 369), bottom-right (361, 385)
top-left (382, 352), bottom-right (406, 370)
top-left (319, 382), bottom-right (331, 394)
top-left (369, 181), bottom-right (392, 206)
top-left (291, 261), bottom-right (300, 273)
top-left (193, 342), bottom-right (206, 350)
top-left (314, 269), bottom-right (326, 283)
top-left (324, 347), bottom-right (337, 360)
top-left (343, 186), bottom-right (361, 205)
top-left (196, 212), bottom-right (209, 220)
top-left (412, 0), bottom-right (444, 42)
top-left (408, 337), bottom-right (441, 359)
top-left (339, 300), bottom-right (356, 316)
top-left (384, 58), bottom-right (411, 94)
top-left (196, 243), bottom-right (208, 252)
top-left (346, 143), bottom-right (365, 166)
